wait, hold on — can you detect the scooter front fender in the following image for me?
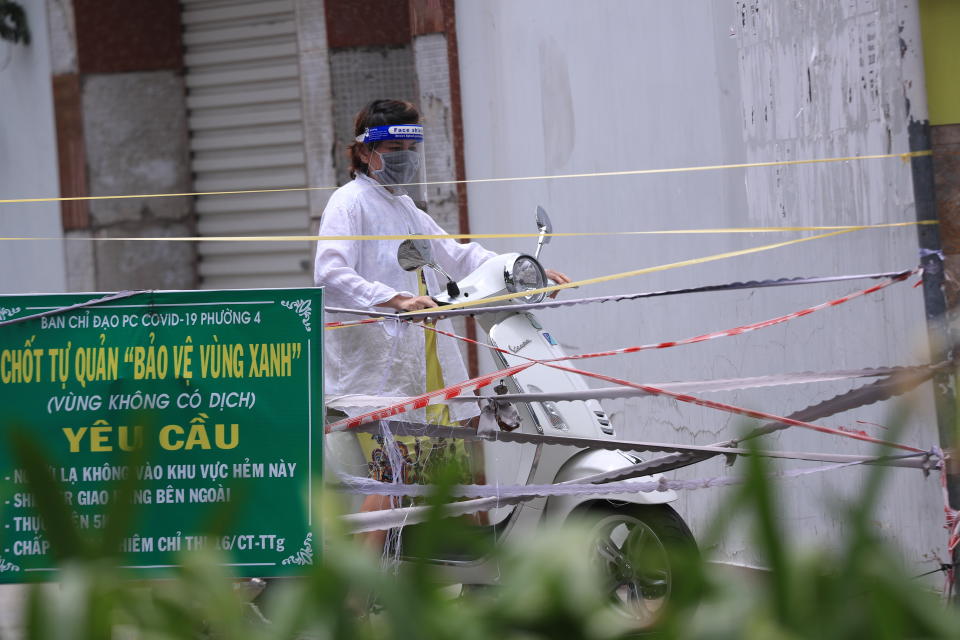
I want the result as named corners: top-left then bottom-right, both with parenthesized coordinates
top-left (543, 449), bottom-right (677, 523)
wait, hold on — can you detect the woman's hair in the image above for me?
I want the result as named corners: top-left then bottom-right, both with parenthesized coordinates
top-left (348, 99), bottom-right (421, 178)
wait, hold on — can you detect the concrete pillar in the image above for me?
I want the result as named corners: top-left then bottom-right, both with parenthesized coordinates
top-left (321, 0), bottom-right (417, 188)
top-left (915, 2), bottom-right (960, 591)
top-left (409, 0), bottom-right (477, 372)
top-left (47, 0), bottom-right (195, 292)
top-left (412, 32), bottom-right (458, 232)
top-left (295, 0), bottom-right (337, 227)
top-left (309, 0), bottom-right (476, 367)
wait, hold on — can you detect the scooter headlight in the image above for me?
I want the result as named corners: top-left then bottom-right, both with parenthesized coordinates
top-left (505, 255), bottom-right (547, 303)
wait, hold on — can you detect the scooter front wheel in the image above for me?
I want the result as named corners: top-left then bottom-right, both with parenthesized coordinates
top-left (578, 503), bottom-right (698, 630)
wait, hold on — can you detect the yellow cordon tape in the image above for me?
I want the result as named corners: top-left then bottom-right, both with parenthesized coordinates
top-left (0, 221), bottom-right (937, 243)
top-left (320, 223), bottom-right (922, 328)
top-left (381, 227), bottom-right (861, 314)
top-left (0, 150), bottom-right (932, 205)
top-left (321, 228), bottom-right (865, 327)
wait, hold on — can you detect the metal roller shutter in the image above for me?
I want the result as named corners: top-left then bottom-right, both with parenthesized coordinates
top-left (181, 0), bottom-right (312, 289)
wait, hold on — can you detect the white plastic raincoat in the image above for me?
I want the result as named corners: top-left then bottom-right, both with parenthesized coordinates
top-left (314, 174), bottom-right (496, 422)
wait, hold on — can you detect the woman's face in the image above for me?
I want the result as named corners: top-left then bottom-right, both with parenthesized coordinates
top-left (360, 139), bottom-right (419, 171)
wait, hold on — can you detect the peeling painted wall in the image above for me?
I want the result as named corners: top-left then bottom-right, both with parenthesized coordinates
top-left (456, 0), bottom-right (943, 570)
top-left (735, 0), bottom-right (917, 229)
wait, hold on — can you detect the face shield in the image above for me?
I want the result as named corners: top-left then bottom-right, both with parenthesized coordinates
top-left (356, 124), bottom-right (427, 206)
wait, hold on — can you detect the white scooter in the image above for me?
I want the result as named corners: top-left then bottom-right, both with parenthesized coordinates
top-left (325, 208), bottom-right (696, 625)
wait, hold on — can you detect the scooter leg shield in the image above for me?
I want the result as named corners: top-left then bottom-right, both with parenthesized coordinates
top-left (543, 449), bottom-right (678, 523)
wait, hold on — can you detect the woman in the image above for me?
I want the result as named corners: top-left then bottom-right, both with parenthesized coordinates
top-left (315, 99), bottom-right (568, 548)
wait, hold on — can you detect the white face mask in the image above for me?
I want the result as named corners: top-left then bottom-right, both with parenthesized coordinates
top-left (371, 150), bottom-right (421, 188)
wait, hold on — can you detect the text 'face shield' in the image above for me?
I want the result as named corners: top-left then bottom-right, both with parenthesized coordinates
top-left (356, 125), bottom-right (427, 206)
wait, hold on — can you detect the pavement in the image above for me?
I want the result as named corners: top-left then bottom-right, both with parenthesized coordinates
top-left (0, 585), bottom-right (28, 637)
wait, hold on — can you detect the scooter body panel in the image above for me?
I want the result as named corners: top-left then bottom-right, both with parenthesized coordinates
top-left (433, 253), bottom-right (520, 306)
top-left (336, 227), bottom-right (694, 587)
top-left (543, 448), bottom-right (677, 523)
top-left (476, 310), bottom-right (675, 531)
top-left (483, 312), bottom-right (615, 439)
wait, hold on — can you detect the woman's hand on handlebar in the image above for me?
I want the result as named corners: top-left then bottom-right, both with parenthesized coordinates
top-left (545, 269), bottom-right (571, 299)
top-left (380, 294), bottom-right (438, 312)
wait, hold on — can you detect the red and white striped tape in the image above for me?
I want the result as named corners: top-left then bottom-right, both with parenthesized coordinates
top-left (325, 319), bottom-right (922, 451)
top-left (422, 269), bottom-right (916, 364)
top-left (938, 450), bottom-right (960, 596)
top-left (556, 272), bottom-right (913, 359)
top-left (323, 361), bottom-right (535, 432)
top-left (324, 269), bottom-right (922, 450)
top-left (324, 317), bottom-right (381, 329)
top-left (325, 366), bottom-right (930, 410)
top-left (323, 268), bottom-right (915, 328)
top-left (412, 271), bottom-right (924, 452)
top-left (418, 320), bottom-right (923, 452)
top-left (543, 360), bottom-right (924, 452)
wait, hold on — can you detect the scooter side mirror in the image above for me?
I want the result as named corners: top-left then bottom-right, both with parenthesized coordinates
top-left (535, 206), bottom-right (553, 260)
top-left (397, 238), bottom-right (436, 272)
top-left (397, 238), bottom-right (462, 298)
top-left (536, 206), bottom-right (553, 241)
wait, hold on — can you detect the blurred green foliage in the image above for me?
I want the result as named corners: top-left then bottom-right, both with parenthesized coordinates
top-left (5, 420), bottom-right (959, 640)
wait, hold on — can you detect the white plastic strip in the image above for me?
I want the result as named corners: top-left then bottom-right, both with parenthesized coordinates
top-left (347, 421), bottom-right (934, 469)
top-left (325, 268), bottom-right (912, 322)
top-left (324, 365), bottom-right (921, 410)
top-left (337, 454), bottom-right (927, 499)
top-left (476, 367), bottom-right (924, 402)
top-left (324, 361), bottom-right (536, 432)
top-left (0, 290), bottom-right (144, 328)
top-left (340, 455), bottom-right (928, 534)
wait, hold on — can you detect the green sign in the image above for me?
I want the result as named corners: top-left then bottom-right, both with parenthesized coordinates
top-left (0, 288), bottom-right (323, 582)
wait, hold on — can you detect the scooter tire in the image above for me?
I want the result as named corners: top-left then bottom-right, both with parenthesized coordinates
top-left (574, 503), bottom-right (699, 631)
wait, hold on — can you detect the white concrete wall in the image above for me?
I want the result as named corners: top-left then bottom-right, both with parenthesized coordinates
top-left (456, 0), bottom-right (944, 570)
top-left (0, 0), bottom-right (66, 294)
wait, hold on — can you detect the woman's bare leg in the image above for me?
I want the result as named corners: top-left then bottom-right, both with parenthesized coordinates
top-left (356, 493), bottom-right (393, 552)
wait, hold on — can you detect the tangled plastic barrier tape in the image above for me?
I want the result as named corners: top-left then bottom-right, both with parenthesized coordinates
top-left (325, 269), bottom-right (923, 452)
top-left (340, 449), bottom-right (939, 535)
top-left (337, 367), bottom-right (945, 535)
top-left (327, 365), bottom-right (934, 412)
top-left (329, 265), bottom-right (945, 535)
top-left (417, 269), bottom-right (916, 363)
top-left (324, 268), bottom-right (913, 328)
top-left (347, 420), bottom-right (935, 469)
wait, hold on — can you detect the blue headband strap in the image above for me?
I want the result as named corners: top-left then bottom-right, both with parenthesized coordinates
top-left (355, 124), bottom-right (423, 143)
